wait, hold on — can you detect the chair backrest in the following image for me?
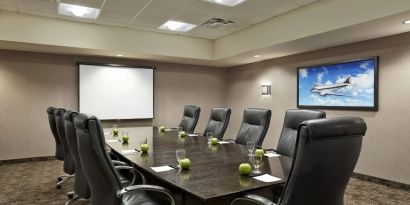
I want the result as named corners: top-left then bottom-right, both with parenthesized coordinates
top-left (64, 110), bottom-right (90, 199)
top-left (75, 113), bottom-right (123, 205)
top-left (280, 117), bottom-right (366, 205)
top-left (178, 105), bottom-right (201, 133)
top-left (203, 107), bottom-right (231, 139)
top-left (235, 108), bottom-right (271, 146)
top-left (54, 108), bottom-right (75, 175)
top-left (47, 107), bottom-right (64, 160)
top-left (276, 109), bottom-right (326, 157)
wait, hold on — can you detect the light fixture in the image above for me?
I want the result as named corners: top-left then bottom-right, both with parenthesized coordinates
top-left (59, 3), bottom-right (100, 19)
top-left (204, 0), bottom-right (247, 7)
top-left (403, 20), bottom-right (410, 24)
top-left (116, 54), bottom-right (124, 57)
top-left (159, 20), bottom-right (196, 32)
top-left (254, 54), bottom-right (262, 58)
top-left (262, 84), bottom-right (271, 96)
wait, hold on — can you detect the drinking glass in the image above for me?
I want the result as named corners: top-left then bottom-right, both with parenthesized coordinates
top-left (139, 137), bottom-right (147, 145)
top-left (206, 132), bottom-right (214, 142)
top-left (247, 141), bottom-right (255, 156)
top-left (176, 149), bottom-right (186, 167)
top-left (178, 127), bottom-right (182, 134)
top-left (250, 154), bottom-right (263, 174)
top-left (112, 124), bottom-right (119, 135)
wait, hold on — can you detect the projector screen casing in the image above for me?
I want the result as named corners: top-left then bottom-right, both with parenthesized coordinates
top-left (78, 63), bottom-right (155, 120)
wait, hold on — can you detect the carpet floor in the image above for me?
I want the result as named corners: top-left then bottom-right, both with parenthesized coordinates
top-left (0, 160), bottom-right (408, 205)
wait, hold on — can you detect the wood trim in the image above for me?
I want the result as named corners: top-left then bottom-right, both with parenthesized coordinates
top-left (352, 172), bottom-right (409, 191)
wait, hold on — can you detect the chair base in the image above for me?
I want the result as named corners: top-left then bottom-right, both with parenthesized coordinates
top-left (56, 174), bottom-right (74, 189)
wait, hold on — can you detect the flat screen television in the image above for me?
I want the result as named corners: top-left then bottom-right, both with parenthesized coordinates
top-left (297, 57), bottom-right (378, 111)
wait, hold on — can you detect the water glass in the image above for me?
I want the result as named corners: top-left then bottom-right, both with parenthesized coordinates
top-left (121, 130), bottom-right (128, 137)
top-left (206, 132), bottom-right (214, 142)
top-left (176, 149), bottom-right (186, 166)
top-left (247, 141), bottom-right (255, 156)
top-left (250, 154), bottom-right (263, 174)
top-left (139, 137), bottom-right (147, 145)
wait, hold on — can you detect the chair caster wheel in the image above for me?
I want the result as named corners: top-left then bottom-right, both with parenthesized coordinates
top-left (57, 177), bottom-right (63, 182)
top-left (56, 185), bottom-right (62, 189)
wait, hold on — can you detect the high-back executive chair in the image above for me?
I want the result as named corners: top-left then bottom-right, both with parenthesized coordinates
top-left (276, 109), bottom-right (326, 157)
top-left (235, 108), bottom-right (272, 147)
top-left (231, 117), bottom-right (367, 205)
top-left (47, 107), bottom-right (64, 160)
top-left (178, 105), bottom-right (201, 133)
top-left (54, 108), bottom-right (75, 189)
top-left (203, 107), bottom-right (231, 139)
top-left (64, 110), bottom-right (90, 204)
top-left (75, 113), bottom-right (176, 205)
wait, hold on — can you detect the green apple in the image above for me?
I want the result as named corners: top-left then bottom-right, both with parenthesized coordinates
top-left (122, 135), bottom-right (129, 143)
top-left (159, 126), bottom-right (165, 132)
top-left (179, 131), bottom-right (186, 137)
top-left (180, 158), bottom-right (191, 170)
top-left (239, 163), bottom-right (252, 175)
top-left (140, 144), bottom-right (149, 152)
top-left (113, 128), bottom-right (119, 136)
top-left (211, 137), bottom-right (218, 145)
top-left (255, 149), bottom-right (265, 157)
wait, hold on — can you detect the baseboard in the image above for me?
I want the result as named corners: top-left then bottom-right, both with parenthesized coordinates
top-left (352, 172), bottom-right (409, 191)
top-left (0, 156), bottom-right (55, 165)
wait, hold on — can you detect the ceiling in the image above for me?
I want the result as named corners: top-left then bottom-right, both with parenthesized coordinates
top-left (0, 0), bottom-right (409, 67)
top-left (0, 0), bottom-right (319, 39)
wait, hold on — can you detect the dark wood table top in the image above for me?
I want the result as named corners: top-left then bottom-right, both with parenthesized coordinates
top-left (106, 127), bottom-right (292, 202)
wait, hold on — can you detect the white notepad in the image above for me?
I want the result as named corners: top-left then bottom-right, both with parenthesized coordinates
top-left (253, 174), bottom-right (281, 183)
top-left (218, 141), bottom-right (230, 144)
top-left (104, 132), bottom-right (111, 135)
top-left (264, 153), bottom-right (281, 158)
top-left (188, 134), bottom-right (199, 137)
top-left (151, 166), bottom-right (174, 172)
top-left (121, 150), bottom-right (139, 155)
top-left (106, 139), bottom-right (120, 143)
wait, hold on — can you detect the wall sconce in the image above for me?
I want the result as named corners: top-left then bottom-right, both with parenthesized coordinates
top-left (262, 84), bottom-right (271, 95)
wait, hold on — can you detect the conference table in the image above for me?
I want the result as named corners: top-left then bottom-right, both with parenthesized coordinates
top-left (105, 127), bottom-right (292, 205)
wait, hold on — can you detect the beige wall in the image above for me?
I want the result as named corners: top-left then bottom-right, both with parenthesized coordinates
top-left (0, 51), bottom-right (226, 160)
top-left (225, 32), bottom-right (410, 184)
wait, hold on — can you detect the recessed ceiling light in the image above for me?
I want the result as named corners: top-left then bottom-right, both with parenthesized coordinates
top-left (116, 54), bottom-right (124, 57)
top-left (254, 55), bottom-right (262, 58)
top-left (59, 3), bottom-right (100, 19)
top-left (159, 20), bottom-right (196, 32)
top-left (204, 0), bottom-right (247, 7)
top-left (403, 20), bottom-right (410, 24)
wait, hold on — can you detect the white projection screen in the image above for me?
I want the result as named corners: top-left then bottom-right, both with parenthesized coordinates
top-left (79, 63), bottom-right (154, 120)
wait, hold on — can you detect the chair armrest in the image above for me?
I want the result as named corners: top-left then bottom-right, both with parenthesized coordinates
top-left (112, 160), bottom-right (128, 166)
top-left (114, 166), bottom-right (147, 185)
top-left (231, 194), bottom-right (275, 205)
top-left (117, 185), bottom-right (175, 205)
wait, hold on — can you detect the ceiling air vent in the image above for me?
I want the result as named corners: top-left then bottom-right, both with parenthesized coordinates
top-left (201, 18), bottom-right (236, 29)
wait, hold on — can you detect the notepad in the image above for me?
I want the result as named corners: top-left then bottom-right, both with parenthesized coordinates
top-left (264, 153), bottom-right (281, 158)
top-left (121, 150), bottom-right (139, 155)
top-left (151, 166), bottom-right (175, 172)
top-left (253, 174), bottom-right (281, 183)
top-left (106, 139), bottom-right (121, 143)
top-left (104, 132), bottom-right (111, 135)
top-left (217, 141), bottom-right (230, 144)
top-left (188, 134), bottom-right (199, 137)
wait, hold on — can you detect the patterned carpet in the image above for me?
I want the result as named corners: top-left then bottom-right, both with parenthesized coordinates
top-left (0, 160), bottom-right (408, 205)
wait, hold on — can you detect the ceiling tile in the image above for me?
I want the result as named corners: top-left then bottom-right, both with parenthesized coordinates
top-left (16, 0), bottom-right (58, 15)
top-left (173, 11), bottom-right (211, 25)
top-left (60, 0), bottom-right (104, 8)
top-left (150, 0), bottom-right (197, 10)
top-left (187, 1), bottom-right (228, 17)
top-left (0, 0), bottom-right (17, 7)
top-left (98, 11), bottom-right (135, 24)
top-left (132, 16), bottom-right (167, 29)
top-left (102, 0), bottom-right (149, 13)
top-left (282, 0), bottom-right (319, 6)
top-left (134, 5), bottom-right (180, 21)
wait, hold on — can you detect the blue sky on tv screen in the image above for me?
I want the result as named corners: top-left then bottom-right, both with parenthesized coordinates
top-left (298, 59), bottom-right (375, 107)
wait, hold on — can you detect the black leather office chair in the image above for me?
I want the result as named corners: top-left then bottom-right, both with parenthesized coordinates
top-left (47, 107), bottom-right (64, 160)
top-left (235, 108), bottom-right (271, 147)
top-left (75, 113), bottom-right (176, 205)
top-left (203, 107), bottom-right (231, 139)
top-left (231, 117), bottom-right (367, 205)
top-left (178, 105), bottom-right (201, 133)
top-left (54, 108), bottom-right (75, 189)
top-left (64, 111), bottom-right (90, 204)
top-left (276, 109), bottom-right (326, 157)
